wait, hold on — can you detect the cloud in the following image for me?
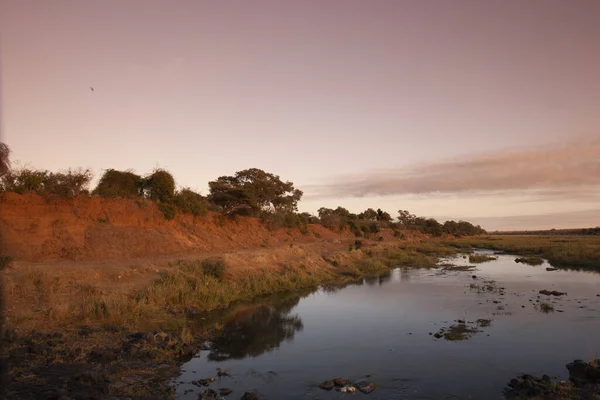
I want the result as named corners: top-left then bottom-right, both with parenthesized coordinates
top-left (306, 139), bottom-right (600, 201)
top-left (464, 209), bottom-right (600, 231)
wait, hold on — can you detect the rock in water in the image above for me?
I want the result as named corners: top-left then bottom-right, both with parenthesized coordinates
top-left (566, 359), bottom-right (600, 386)
top-left (219, 388), bottom-right (233, 396)
top-left (199, 388), bottom-right (220, 400)
top-left (318, 380), bottom-right (334, 391)
top-left (333, 378), bottom-right (349, 387)
top-left (241, 392), bottom-right (260, 400)
top-left (356, 381), bottom-right (377, 394)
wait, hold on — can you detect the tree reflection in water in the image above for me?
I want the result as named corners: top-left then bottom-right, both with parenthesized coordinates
top-left (207, 294), bottom-right (304, 361)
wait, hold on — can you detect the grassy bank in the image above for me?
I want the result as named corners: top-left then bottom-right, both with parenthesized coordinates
top-left (444, 235), bottom-right (600, 271)
top-left (3, 240), bottom-right (463, 336)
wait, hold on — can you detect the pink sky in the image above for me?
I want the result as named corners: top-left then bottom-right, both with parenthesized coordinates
top-left (1, 0), bottom-right (599, 230)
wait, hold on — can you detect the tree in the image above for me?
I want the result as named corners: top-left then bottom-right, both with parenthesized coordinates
top-left (45, 169), bottom-right (93, 196)
top-left (174, 188), bottom-right (207, 216)
top-left (397, 210), bottom-right (417, 227)
top-left (376, 208), bottom-right (392, 222)
top-left (93, 169), bottom-right (144, 198)
top-left (208, 168), bottom-right (302, 216)
top-left (358, 208), bottom-right (378, 221)
top-left (0, 142), bottom-right (10, 178)
top-left (143, 169), bottom-right (175, 203)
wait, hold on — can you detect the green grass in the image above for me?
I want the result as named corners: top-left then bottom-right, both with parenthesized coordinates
top-left (446, 235), bottom-right (600, 271)
top-left (468, 254), bottom-right (497, 263)
top-left (515, 256), bottom-right (544, 266)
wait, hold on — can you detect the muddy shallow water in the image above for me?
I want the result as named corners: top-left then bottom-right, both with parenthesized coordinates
top-left (174, 251), bottom-right (600, 399)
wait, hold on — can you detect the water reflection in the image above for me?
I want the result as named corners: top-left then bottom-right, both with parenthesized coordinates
top-left (205, 294), bottom-right (304, 361)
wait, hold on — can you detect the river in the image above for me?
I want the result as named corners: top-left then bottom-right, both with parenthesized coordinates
top-left (174, 250), bottom-right (600, 399)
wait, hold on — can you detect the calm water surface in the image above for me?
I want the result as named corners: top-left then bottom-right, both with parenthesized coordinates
top-left (174, 251), bottom-right (600, 399)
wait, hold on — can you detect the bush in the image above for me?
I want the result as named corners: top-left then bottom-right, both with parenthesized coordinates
top-left (201, 257), bottom-right (227, 279)
top-left (260, 211), bottom-right (308, 231)
top-left (0, 168), bottom-right (48, 194)
top-left (0, 167), bottom-right (92, 196)
top-left (354, 240), bottom-right (363, 250)
top-left (93, 169), bottom-right (143, 198)
top-left (369, 223), bottom-right (380, 233)
top-left (44, 169), bottom-right (93, 196)
top-left (174, 188), bottom-right (207, 216)
top-left (143, 169), bottom-right (175, 203)
top-left (158, 202), bottom-right (177, 220)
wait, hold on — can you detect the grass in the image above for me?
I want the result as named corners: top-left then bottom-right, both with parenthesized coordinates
top-left (2, 239), bottom-right (464, 335)
top-left (468, 254), bottom-right (497, 263)
top-left (539, 302), bottom-right (555, 313)
top-left (446, 235), bottom-right (600, 271)
top-left (515, 256), bottom-right (544, 266)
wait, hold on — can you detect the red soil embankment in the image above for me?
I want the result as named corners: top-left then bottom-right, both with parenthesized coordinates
top-left (0, 192), bottom-right (359, 263)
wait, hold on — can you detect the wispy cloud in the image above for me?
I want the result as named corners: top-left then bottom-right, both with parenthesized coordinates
top-left (465, 209), bottom-right (600, 231)
top-left (306, 139), bottom-right (600, 201)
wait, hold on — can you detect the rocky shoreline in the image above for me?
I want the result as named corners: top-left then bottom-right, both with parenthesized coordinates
top-left (505, 359), bottom-right (600, 399)
top-left (3, 325), bottom-right (204, 400)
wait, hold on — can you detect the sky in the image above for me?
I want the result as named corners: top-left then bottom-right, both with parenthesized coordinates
top-left (1, 0), bottom-right (599, 231)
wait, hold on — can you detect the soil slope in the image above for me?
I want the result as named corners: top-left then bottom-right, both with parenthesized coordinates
top-left (0, 192), bottom-right (407, 263)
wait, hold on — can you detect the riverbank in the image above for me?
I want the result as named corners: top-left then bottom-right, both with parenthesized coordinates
top-left (2, 238), bottom-right (461, 399)
top-left (444, 235), bottom-right (600, 271)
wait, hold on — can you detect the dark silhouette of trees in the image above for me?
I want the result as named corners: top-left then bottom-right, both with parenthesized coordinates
top-left (142, 169), bottom-right (175, 203)
top-left (208, 169), bottom-right (302, 217)
top-left (93, 169), bottom-right (144, 198)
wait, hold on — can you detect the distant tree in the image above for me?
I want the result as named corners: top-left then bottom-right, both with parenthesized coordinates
top-left (93, 169), bottom-right (144, 198)
top-left (376, 208), bottom-right (392, 223)
top-left (209, 176), bottom-right (257, 216)
top-left (44, 168), bottom-right (93, 197)
top-left (143, 169), bottom-right (175, 203)
top-left (174, 188), bottom-right (207, 216)
top-left (0, 168), bottom-right (48, 194)
top-left (397, 210), bottom-right (417, 227)
top-left (0, 142), bottom-right (10, 178)
top-left (208, 168), bottom-right (302, 216)
top-left (358, 208), bottom-right (378, 221)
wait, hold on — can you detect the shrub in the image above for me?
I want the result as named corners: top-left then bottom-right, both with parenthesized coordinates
top-left (369, 223), bottom-right (380, 233)
top-left (93, 169), bottom-right (143, 198)
top-left (201, 257), bottom-right (227, 279)
top-left (143, 169), bottom-right (175, 203)
top-left (174, 188), bottom-right (207, 216)
top-left (354, 240), bottom-right (363, 250)
top-left (158, 202), bottom-right (177, 220)
top-left (44, 169), bottom-right (93, 196)
top-left (0, 168), bottom-right (48, 194)
top-left (0, 167), bottom-right (92, 196)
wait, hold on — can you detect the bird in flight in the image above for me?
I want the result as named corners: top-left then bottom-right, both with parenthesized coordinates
top-left (90, 87), bottom-right (94, 92)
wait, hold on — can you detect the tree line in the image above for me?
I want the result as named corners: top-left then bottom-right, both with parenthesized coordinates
top-left (0, 142), bottom-right (485, 236)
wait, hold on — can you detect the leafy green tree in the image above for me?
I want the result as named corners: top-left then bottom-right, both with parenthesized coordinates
top-left (0, 168), bottom-right (48, 194)
top-left (45, 169), bottom-right (93, 196)
top-left (208, 168), bottom-right (302, 216)
top-left (174, 188), bottom-right (207, 216)
top-left (358, 208), bottom-right (378, 221)
top-left (376, 208), bottom-right (392, 222)
top-left (397, 210), bottom-right (417, 227)
top-left (93, 169), bottom-right (144, 198)
top-left (143, 169), bottom-right (175, 203)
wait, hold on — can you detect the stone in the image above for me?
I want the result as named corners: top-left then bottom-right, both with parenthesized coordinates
top-left (318, 380), bottom-right (334, 391)
top-left (356, 381), bottom-right (377, 394)
top-left (199, 389), bottom-right (220, 400)
top-left (219, 388), bottom-right (233, 396)
top-left (333, 378), bottom-right (349, 387)
top-left (241, 392), bottom-right (260, 400)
